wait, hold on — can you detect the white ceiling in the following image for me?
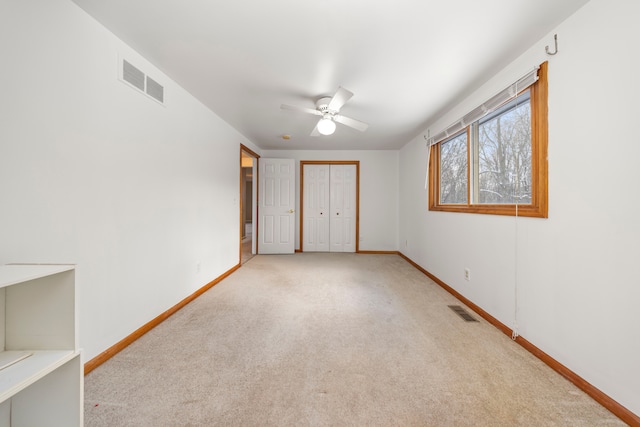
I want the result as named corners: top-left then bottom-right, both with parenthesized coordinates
top-left (71, 0), bottom-right (589, 151)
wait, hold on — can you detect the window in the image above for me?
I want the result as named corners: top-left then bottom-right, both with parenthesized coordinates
top-left (439, 131), bottom-right (468, 204)
top-left (429, 62), bottom-right (548, 217)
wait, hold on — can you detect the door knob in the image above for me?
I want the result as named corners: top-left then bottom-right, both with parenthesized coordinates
top-left (336, 212), bottom-right (340, 216)
top-left (288, 209), bottom-right (295, 213)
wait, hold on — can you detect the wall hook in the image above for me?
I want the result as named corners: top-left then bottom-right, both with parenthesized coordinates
top-left (545, 34), bottom-right (558, 55)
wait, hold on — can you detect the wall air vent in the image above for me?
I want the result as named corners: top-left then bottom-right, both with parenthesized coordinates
top-left (122, 59), bottom-right (145, 91)
top-left (119, 57), bottom-right (165, 105)
top-left (145, 76), bottom-right (164, 103)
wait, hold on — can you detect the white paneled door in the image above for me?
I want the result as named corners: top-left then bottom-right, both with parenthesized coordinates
top-left (303, 164), bottom-right (330, 252)
top-left (329, 164), bottom-right (356, 252)
top-left (303, 164), bottom-right (356, 252)
top-left (258, 158), bottom-right (295, 254)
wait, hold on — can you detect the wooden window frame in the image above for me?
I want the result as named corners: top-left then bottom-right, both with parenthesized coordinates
top-left (429, 61), bottom-right (548, 218)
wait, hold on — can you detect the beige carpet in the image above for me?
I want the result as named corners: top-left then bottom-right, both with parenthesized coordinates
top-left (241, 237), bottom-right (254, 265)
top-left (84, 253), bottom-right (625, 426)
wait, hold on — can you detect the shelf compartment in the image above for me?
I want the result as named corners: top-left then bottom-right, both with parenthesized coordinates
top-left (0, 350), bottom-right (79, 403)
top-left (0, 264), bottom-right (82, 426)
top-left (1, 265), bottom-right (77, 351)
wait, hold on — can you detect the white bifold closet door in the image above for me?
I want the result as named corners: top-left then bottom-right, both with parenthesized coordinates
top-left (303, 164), bottom-right (356, 252)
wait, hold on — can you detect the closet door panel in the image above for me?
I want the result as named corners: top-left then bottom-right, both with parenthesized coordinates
top-left (303, 164), bottom-right (330, 252)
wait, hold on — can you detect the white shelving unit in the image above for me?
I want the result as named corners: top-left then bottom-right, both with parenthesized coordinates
top-left (0, 264), bottom-right (82, 426)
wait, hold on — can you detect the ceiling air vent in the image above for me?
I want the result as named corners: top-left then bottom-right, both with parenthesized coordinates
top-left (119, 57), bottom-right (165, 105)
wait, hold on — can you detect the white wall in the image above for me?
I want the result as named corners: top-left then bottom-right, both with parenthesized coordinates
top-left (262, 150), bottom-right (399, 251)
top-left (0, 0), bottom-right (259, 361)
top-left (399, 0), bottom-right (639, 416)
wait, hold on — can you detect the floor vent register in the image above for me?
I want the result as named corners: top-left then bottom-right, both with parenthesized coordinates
top-left (448, 305), bottom-right (478, 322)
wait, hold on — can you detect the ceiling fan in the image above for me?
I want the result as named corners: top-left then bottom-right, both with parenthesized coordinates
top-left (281, 87), bottom-right (369, 136)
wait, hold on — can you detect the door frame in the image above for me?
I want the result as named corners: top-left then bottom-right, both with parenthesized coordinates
top-left (300, 160), bottom-right (360, 253)
top-left (240, 144), bottom-right (260, 263)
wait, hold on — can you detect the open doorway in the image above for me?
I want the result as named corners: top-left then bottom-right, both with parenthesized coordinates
top-left (240, 145), bottom-right (259, 264)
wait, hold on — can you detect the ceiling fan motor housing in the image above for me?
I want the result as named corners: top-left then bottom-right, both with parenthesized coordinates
top-left (316, 97), bottom-right (334, 114)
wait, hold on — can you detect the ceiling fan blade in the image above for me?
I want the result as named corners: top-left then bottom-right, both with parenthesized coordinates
top-left (310, 120), bottom-right (322, 137)
top-left (327, 87), bottom-right (354, 111)
top-left (281, 104), bottom-right (322, 116)
top-left (334, 114), bottom-right (369, 132)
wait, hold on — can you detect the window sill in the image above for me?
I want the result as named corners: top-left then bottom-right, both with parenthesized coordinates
top-left (429, 204), bottom-right (547, 218)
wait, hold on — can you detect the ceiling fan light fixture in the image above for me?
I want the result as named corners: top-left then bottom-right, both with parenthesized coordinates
top-left (317, 117), bottom-right (336, 135)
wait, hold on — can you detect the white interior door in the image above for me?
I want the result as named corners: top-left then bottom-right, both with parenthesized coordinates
top-left (330, 164), bottom-right (356, 252)
top-left (258, 158), bottom-right (295, 254)
top-left (303, 164), bottom-right (330, 252)
top-left (303, 163), bottom-right (356, 253)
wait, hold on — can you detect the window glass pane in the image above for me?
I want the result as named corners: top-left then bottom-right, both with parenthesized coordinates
top-left (477, 91), bottom-right (532, 204)
top-left (439, 131), bottom-right (468, 204)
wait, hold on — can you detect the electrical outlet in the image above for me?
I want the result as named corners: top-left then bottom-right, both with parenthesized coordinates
top-left (464, 268), bottom-right (471, 281)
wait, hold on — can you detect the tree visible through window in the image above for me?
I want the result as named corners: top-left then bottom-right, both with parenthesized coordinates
top-left (440, 131), bottom-right (467, 204)
top-left (430, 62), bottom-right (547, 218)
top-left (476, 91), bottom-right (531, 204)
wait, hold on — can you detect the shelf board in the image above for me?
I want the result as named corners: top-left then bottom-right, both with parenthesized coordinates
top-left (0, 350), bottom-right (79, 403)
top-left (0, 351), bottom-right (33, 371)
top-left (0, 264), bottom-right (75, 289)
